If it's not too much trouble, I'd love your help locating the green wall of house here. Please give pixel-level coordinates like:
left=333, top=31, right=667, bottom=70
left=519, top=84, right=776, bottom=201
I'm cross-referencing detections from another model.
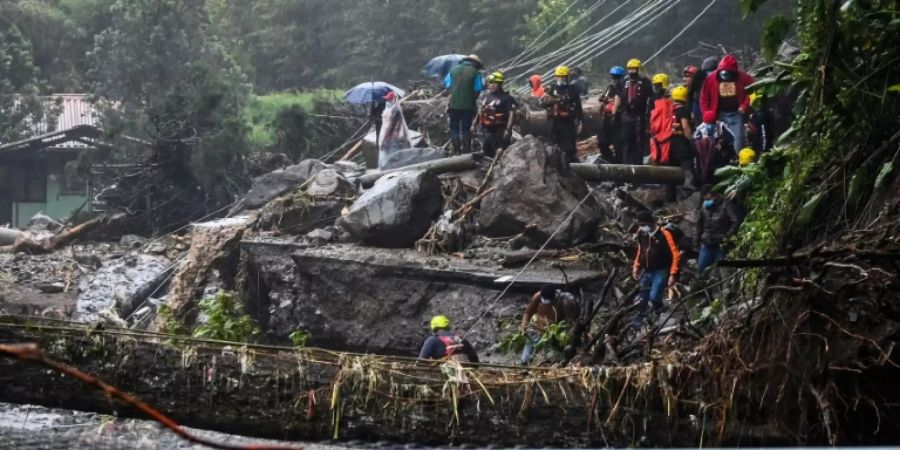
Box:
left=12, top=175, right=88, bottom=228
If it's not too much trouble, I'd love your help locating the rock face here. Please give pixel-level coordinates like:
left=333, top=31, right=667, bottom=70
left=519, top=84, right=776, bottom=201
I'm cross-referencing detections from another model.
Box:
left=340, top=170, right=442, bottom=248
left=477, top=136, right=602, bottom=248
left=241, top=242, right=561, bottom=357
left=243, top=159, right=327, bottom=209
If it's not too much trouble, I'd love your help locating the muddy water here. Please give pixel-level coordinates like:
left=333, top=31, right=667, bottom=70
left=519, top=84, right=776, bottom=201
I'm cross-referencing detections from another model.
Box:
left=0, top=403, right=356, bottom=449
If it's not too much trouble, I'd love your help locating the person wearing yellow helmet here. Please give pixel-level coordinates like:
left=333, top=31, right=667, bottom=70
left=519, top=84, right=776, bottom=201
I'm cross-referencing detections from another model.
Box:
left=651, top=73, right=670, bottom=100
left=419, top=315, right=479, bottom=362
left=620, top=58, right=653, bottom=165
left=747, top=92, right=773, bottom=153
left=670, top=85, right=698, bottom=189
left=542, top=65, right=584, bottom=164
left=471, top=71, right=519, bottom=158
left=738, top=147, right=757, bottom=166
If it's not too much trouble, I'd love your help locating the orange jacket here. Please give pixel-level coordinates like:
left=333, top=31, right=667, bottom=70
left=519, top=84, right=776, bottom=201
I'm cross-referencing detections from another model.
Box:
left=633, top=227, right=681, bottom=276
left=649, top=97, right=674, bottom=164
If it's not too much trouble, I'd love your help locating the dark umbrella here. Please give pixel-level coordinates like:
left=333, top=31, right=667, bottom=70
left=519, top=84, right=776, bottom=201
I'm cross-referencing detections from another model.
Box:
left=422, top=54, right=465, bottom=79
left=343, top=81, right=406, bottom=105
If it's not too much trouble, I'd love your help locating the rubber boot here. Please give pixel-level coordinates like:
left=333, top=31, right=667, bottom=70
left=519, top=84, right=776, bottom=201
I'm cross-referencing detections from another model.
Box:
left=450, top=137, right=461, bottom=155
left=681, top=159, right=698, bottom=190
left=462, top=136, right=472, bottom=154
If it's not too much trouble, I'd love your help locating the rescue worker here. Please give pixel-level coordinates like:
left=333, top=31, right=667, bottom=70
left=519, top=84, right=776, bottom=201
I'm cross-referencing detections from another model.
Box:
left=541, top=66, right=584, bottom=164
left=696, top=189, right=741, bottom=274
left=648, top=73, right=673, bottom=166
left=682, top=65, right=699, bottom=90
left=620, top=58, right=653, bottom=165
left=529, top=74, right=546, bottom=98
left=738, top=147, right=756, bottom=167
left=670, top=85, right=698, bottom=189
left=597, top=66, right=625, bottom=163
left=518, top=285, right=578, bottom=365
left=747, top=92, right=772, bottom=153
left=632, top=210, right=681, bottom=322
left=443, top=54, right=485, bottom=155
left=690, top=57, right=719, bottom=124
left=571, top=66, right=589, bottom=96
left=471, top=72, right=519, bottom=158
left=368, top=95, right=387, bottom=144
left=700, top=54, right=754, bottom=153
left=651, top=73, right=670, bottom=101
left=419, top=315, right=479, bottom=362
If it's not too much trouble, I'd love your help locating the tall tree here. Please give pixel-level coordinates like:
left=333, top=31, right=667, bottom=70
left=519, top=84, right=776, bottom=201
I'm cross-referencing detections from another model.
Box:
left=90, top=0, right=251, bottom=200
left=0, top=24, right=53, bottom=143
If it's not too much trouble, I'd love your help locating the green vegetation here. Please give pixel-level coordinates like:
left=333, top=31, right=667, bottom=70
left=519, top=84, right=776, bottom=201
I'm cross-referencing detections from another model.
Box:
left=498, top=321, right=572, bottom=357
left=289, top=328, right=312, bottom=348
left=243, top=90, right=340, bottom=148
left=192, top=290, right=260, bottom=342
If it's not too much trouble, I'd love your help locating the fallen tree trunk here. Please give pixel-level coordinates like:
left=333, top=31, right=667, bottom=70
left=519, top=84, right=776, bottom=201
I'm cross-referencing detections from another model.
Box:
left=0, top=316, right=794, bottom=447
left=571, top=163, right=685, bottom=185
left=0, top=227, right=24, bottom=246
left=358, top=154, right=477, bottom=188
left=1, top=214, right=126, bottom=254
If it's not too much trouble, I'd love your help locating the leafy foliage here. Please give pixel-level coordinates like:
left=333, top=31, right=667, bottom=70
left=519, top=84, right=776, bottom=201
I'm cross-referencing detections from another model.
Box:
left=289, top=328, right=312, bottom=348
left=0, top=24, right=54, bottom=142
left=498, top=321, right=572, bottom=356
left=193, top=291, right=260, bottom=342
left=760, top=15, right=793, bottom=60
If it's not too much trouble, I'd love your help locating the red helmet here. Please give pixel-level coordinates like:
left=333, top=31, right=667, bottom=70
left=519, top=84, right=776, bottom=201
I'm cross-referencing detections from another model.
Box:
left=683, top=65, right=699, bottom=77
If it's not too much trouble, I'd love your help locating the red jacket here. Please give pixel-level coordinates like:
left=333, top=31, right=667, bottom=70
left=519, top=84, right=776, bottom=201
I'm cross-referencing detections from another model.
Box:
left=699, top=55, right=754, bottom=116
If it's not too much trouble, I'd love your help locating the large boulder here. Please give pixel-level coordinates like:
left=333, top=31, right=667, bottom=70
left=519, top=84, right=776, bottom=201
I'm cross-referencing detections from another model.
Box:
left=339, top=170, right=442, bottom=247
left=243, top=159, right=327, bottom=209
left=477, top=136, right=601, bottom=248
left=306, top=169, right=357, bottom=198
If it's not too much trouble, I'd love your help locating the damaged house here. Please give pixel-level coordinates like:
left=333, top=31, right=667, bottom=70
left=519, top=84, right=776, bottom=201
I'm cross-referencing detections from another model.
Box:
left=0, top=95, right=108, bottom=227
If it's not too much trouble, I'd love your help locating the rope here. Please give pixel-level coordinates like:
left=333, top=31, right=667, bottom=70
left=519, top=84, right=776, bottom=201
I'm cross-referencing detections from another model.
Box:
left=463, top=186, right=598, bottom=339
left=643, top=0, right=719, bottom=64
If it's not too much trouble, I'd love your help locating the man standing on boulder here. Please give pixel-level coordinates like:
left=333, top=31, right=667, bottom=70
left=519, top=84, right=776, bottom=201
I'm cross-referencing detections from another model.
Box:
left=419, top=315, right=479, bottom=362
left=541, top=65, right=583, bottom=164
left=632, top=210, right=680, bottom=322
left=444, top=54, right=485, bottom=155
left=471, top=71, right=518, bottom=158
left=700, top=54, right=754, bottom=154
left=620, top=58, right=653, bottom=165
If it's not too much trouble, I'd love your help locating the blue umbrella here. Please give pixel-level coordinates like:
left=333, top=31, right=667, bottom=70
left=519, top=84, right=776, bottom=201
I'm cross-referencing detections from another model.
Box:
left=423, top=54, right=465, bottom=79
left=343, top=81, right=406, bottom=104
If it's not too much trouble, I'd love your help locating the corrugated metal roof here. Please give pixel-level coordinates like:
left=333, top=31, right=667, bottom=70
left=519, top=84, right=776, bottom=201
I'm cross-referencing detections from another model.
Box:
left=33, top=94, right=100, bottom=148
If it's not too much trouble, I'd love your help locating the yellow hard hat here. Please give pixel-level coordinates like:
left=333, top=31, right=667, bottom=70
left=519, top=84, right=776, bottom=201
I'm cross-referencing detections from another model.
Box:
left=554, top=66, right=570, bottom=77
left=488, top=71, right=505, bottom=83
left=739, top=147, right=757, bottom=166
left=651, top=73, right=670, bottom=89
left=626, top=58, right=642, bottom=70
left=671, top=86, right=689, bottom=102
left=749, top=92, right=762, bottom=109
left=430, top=315, right=450, bottom=331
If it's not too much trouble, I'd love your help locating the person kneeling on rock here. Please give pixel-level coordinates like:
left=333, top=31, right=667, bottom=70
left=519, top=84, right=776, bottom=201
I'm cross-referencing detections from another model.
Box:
left=419, top=315, right=479, bottom=363
left=518, top=285, right=578, bottom=365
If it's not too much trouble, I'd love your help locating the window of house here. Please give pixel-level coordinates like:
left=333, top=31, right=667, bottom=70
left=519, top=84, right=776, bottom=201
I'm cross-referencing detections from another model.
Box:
left=10, top=161, right=47, bottom=203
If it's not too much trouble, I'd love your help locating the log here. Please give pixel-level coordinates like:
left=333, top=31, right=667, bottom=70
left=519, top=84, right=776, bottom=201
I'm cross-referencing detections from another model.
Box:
left=571, top=163, right=685, bottom=185
left=520, top=98, right=605, bottom=138
left=0, top=227, right=24, bottom=246
left=358, top=154, right=477, bottom=188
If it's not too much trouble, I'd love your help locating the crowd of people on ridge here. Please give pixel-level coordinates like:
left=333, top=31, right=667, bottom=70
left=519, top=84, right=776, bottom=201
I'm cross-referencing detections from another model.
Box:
left=417, top=52, right=770, bottom=365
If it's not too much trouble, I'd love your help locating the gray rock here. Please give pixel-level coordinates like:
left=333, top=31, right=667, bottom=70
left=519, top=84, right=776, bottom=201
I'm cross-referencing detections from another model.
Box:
left=306, top=169, right=356, bottom=198
left=119, top=234, right=146, bottom=249
left=339, top=170, right=442, bottom=248
left=477, top=135, right=601, bottom=248
left=306, top=228, right=335, bottom=245
left=37, top=282, right=65, bottom=294
left=26, top=213, right=64, bottom=233
left=243, top=159, right=327, bottom=209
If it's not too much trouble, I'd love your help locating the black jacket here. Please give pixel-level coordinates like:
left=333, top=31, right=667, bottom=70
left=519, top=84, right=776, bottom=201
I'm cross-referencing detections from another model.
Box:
left=696, top=200, right=741, bottom=246
left=633, top=227, right=681, bottom=275
left=544, top=83, right=583, bottom=121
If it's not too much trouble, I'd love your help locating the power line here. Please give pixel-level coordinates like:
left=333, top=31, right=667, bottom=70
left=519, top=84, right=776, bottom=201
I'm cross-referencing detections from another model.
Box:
left=644, top=0, right=718, bottom=64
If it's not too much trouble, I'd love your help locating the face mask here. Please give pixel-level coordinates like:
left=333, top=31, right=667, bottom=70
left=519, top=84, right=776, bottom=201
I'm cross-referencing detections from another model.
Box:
left=639, top=225, right=651, bottom=233
left=556, top=78, right=567, bottom=86
left=540, top=297, right=553, bottom=305
left=628, top=71, right=639, bottom=79
left=703, top=199, right=715, bottom=209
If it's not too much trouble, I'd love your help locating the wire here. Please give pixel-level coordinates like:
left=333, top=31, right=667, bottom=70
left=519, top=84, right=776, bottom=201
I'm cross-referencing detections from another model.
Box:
left=643, top=0, right=718, bottom=64
left=463, top=186, right=598, bottom=339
